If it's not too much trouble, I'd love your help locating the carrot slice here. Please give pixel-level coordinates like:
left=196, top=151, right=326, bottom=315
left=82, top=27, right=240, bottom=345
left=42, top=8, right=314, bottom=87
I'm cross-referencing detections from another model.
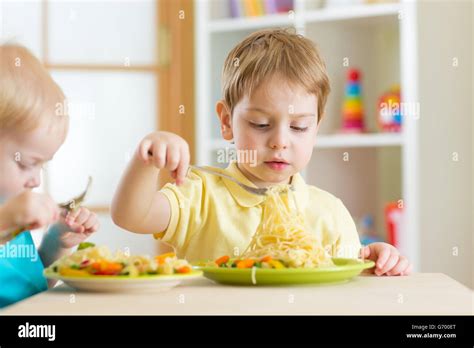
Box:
left=261, top=256, right=272, bottom=262
left=106, top=262, right=123, bottom=273
left=176, top=266, right=191, bottom=274
left=215, top=255, right=230, bottom=266
left=90, top=261, right=123, bottom=275
left=236, top=259, right=255, bottom=269
left=155, top=252, right=176, bottom=265
left=91, top=262, right=102, bottom=271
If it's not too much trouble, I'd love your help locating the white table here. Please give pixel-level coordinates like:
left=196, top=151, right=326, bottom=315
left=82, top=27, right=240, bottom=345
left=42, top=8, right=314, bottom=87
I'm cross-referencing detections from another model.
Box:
left=2, top=273, right=472, bottom=315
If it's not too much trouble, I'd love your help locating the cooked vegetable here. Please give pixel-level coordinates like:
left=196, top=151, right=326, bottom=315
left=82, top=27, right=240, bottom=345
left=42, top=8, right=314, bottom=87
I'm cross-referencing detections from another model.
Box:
left=59, top=268, right=89, bottom=277
left=176, top=266, right=191, bottom=274
left=77, top=242, right=95, bottom=250
left=47, top=246, right=194, bottom=277
left=215, top=255, right=230, bottom=266
left=236, top=259, right=255, bottom=269
left=90, top=260, right=123, bottom=275
left=213, top=255, right=289, bottom=269
left=268, top=260, right=285, bottom=269
left=155, top=252, right=176, bottom=265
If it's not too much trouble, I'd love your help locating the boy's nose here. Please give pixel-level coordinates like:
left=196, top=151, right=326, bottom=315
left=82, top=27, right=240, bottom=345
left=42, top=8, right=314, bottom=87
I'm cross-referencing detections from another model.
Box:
left=25, top=173, right=41, bottom=189
left=269, top=128, right=289, bottom=150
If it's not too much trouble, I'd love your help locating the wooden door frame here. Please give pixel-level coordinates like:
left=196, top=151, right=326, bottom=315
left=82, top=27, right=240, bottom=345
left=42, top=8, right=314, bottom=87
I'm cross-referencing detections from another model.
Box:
left=157, top=0, right=196, bottom=187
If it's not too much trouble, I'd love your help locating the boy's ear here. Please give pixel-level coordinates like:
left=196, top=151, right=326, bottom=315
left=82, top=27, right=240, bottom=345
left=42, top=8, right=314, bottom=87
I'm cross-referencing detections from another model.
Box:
left=216, top=100, right=234, bottom=141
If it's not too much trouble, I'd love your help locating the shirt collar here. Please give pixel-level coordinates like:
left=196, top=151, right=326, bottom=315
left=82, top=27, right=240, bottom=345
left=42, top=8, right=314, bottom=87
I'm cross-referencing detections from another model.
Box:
left=221, top=161, right=309, bottom=208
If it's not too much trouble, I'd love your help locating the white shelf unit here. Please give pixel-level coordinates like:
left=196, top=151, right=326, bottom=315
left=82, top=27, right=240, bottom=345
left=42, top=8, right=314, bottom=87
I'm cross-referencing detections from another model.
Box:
left=195, top=0, right=419, bottom=268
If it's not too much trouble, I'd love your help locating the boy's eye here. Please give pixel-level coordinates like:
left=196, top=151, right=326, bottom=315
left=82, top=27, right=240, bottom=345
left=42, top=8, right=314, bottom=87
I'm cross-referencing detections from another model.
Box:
left=17, top=161, right=43, bottom=171
left=249, top=122, right=269, bottom=129
left=17, top=162, right=31, bottom=170
left=291, top=126, right=309, bottom=132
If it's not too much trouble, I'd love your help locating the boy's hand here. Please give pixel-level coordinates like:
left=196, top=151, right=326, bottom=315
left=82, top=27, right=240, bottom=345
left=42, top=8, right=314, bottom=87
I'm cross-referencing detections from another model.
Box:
left=0, top=190, right=60, bottom=231
left=360, top=242, right=413, bottom=276
left=58, top=207, right=100, bottom=249
left=137, top=131, right=190, bottom=186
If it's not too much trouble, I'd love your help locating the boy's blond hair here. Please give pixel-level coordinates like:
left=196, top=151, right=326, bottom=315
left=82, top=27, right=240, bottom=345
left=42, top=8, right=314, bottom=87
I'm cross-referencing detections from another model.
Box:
left=0, top=44, right=68, bottom=134
left=222, top=28, right=330, bottom=122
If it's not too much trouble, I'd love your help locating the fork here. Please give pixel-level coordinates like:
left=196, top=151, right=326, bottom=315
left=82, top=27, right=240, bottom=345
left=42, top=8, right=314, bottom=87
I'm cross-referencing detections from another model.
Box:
left=145, top=150, right=294, bottom=196
left=0, top=176, right=93, bottom=243
left=190, top=165, right=270, bottom=195
left=189, top=165, right=295, bottom=196
left=58, top=176, right=93, bottom=211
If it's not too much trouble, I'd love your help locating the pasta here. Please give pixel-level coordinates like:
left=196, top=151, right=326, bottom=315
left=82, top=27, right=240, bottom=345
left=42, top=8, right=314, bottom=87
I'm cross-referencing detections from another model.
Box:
left=214, top=185, right=333, bottom=269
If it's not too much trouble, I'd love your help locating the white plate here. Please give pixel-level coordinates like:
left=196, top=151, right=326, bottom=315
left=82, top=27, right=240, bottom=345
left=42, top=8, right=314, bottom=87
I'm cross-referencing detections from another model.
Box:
left=44, top=270, right=203, bottom=292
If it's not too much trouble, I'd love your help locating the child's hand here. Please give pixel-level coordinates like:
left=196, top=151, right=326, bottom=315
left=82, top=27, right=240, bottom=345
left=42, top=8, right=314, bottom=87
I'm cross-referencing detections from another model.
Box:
left=360, top=242, right=413, bottom=276
left=0, top=191, right=60, bottom=230
left=137, top=131, right=190, bottom=185
left=59, top=207, right=100, bottom=249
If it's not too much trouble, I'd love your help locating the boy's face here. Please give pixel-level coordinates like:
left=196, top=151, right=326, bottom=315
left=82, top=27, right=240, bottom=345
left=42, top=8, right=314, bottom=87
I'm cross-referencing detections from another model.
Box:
left=217, top=74, right=319, bottom=187
left=0, top=125, right=66, bottom=200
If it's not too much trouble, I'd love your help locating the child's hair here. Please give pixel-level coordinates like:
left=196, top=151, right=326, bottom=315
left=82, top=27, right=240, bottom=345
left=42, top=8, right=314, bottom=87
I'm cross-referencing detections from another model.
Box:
left=0, top=44, right=68, bottom=135
left=222, top=28, right=330, bottom=123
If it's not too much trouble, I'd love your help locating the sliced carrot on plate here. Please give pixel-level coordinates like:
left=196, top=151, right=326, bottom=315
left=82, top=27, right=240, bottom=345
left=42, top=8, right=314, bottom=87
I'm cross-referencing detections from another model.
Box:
left=155, top=252, right=176, bottom=265
left=215, top=255, right=230, bottom=266
left=176, top=266, right=191, bottom=273
left=236, top=259, right=255, bottom=268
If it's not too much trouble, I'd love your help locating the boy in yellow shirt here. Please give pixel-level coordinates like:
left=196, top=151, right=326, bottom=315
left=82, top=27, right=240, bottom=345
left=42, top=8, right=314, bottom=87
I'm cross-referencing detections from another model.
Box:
left=112, top=29, right=412, bottom=276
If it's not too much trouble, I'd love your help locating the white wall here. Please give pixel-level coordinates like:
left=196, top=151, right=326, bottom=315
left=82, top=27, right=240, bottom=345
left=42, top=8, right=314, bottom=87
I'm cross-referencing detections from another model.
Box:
left=418, top=0, right=473, bottom=288
left=0, top=0, right=159, bottom=256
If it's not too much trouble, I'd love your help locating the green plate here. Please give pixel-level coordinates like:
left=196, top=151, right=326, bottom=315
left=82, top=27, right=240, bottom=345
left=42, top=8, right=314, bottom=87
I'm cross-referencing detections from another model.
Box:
left=195, top=258, right=374, bottom=286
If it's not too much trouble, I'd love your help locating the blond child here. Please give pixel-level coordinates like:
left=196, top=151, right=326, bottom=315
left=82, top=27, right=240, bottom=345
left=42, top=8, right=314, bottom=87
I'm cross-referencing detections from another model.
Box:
left=112, top=29, right=412, bottom=276
left=0, top=45, right=99, bottom=307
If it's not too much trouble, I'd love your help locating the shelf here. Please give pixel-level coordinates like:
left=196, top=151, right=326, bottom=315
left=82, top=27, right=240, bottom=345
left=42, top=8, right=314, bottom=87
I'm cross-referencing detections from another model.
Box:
left=304, top=3, right=400, bottom=24
left=207, top=3, right=400, bottom=33
left=208, top=13, right=294, bottom=33
left=197, top=0, right=419, bottom=267
left=208, top=133, right=404, bottom=151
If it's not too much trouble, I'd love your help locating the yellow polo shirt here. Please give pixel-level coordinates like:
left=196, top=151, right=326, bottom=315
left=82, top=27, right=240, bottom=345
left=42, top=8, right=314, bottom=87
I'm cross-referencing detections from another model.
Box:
left=154, top=161, right=361, bottom=262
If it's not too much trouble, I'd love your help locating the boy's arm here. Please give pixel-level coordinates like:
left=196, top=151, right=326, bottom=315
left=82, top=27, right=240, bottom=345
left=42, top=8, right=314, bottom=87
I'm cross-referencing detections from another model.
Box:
left=111, top=131, right=189, bottom=235
left=40, top=208, right=100, bottom=287
left=39, top=223, right=86, bottom=288
left=111, top=153, right=171, bottom=234
left=38, top=224, right=71, bottom=287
